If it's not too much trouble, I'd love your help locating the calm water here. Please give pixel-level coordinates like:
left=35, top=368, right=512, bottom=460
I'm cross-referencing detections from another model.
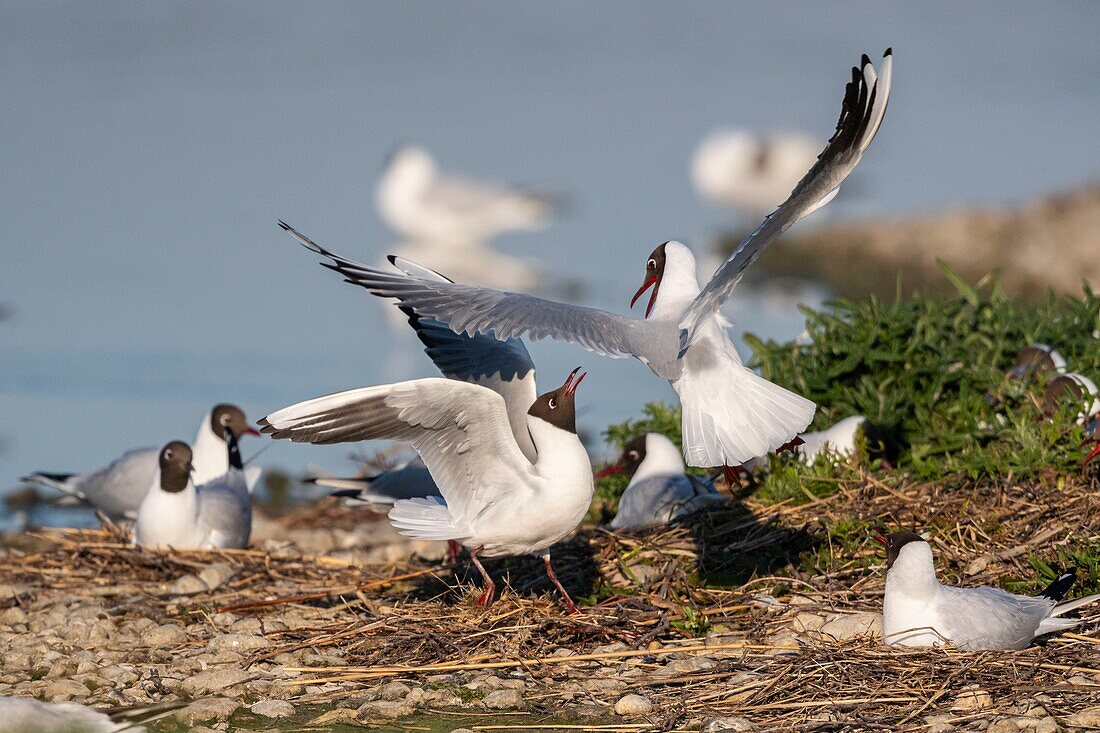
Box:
left=2, top=3, right=1098, bottom=526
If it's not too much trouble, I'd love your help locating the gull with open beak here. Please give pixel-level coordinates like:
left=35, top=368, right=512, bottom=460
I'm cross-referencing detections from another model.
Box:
left=261, top=368, right=593, bottom=613
left=275, top=50, right=892, bottom=474
left=876, top=529, right=1100, bottom=650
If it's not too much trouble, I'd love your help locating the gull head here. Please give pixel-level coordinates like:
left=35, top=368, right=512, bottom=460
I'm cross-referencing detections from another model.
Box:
left=158, top=441, right=194, bottom=494
left=596, top=434, right=647, bottom=478
left=630, top=243, right=667, bottom=319
left=527, top=367, right=586, bottom=434
left=873, top=528, right=926, bottom=570
left=211, top=404, right=261, bottom=441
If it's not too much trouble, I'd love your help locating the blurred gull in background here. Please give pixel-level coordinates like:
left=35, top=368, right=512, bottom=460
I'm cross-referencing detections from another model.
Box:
left=693, top=130, right=820, bottom=216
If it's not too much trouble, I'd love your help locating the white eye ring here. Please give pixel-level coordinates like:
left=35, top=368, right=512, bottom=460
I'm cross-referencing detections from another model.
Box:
left=628, top=450, right=639, bottom=460
left=648, top=258, right=656, bottom=268
left=164, top=449, right=173, bottom=459
left=548, top=398, right=558, bottom=409
left=220, top=414, right=232, bottom=426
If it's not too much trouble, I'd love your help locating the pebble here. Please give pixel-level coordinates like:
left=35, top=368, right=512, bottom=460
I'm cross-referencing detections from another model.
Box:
left=358, top=699, right=414, bottom=720
left=655, top=655, right=717, bottom=676
left=176, top=697, right=241, bottom=725
left=924, top=714, right=956, bottom=733
left=170, top=573, right=208, bottom=596
left=144, top=623, right=188, bottom=647
left=181, top=667, right=252, bottom=696
left=614, top=694, right=653, bottom=716
left=988, top=720, right=1021, bottom=733
left=378, top=680, right=412, bottom=701
left=952, top=686, right=993, bottom=711
left=44, top=679, right=89, bottom=701
left=1033, top=717, right=1060, bottom=733
left=701, top=716, right=757, bottom=732
left=198, top=562, right=237, bottom=590
left=250, top=699, right=295, bottom=718
left=482, top=688, right=524, bottom=709
left=1063, top=707, right=1100, bottom=728
left=206, top=633, right=271, bottom=653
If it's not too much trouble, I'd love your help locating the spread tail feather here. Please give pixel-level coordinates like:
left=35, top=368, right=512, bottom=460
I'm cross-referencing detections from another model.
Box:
left=388, top=496, right=469, bottom=541
left=22, top=472, right=83, bottom=499
left=678, top=365, right=815, bottom=467
left=1051, top=592, right=1100, bottom=617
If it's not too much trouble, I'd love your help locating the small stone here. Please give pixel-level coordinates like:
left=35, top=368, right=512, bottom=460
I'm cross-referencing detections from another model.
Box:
left=145, top=623, right=188, bottom=647
left=181, top=667, right=251, bottom=695
left=614, top=694, right=653, bottom=716
left=207, top=633, right=271, bottom=653
left=818, top=612, right=882, bottom=640
left=1033, top=717, right=1060, bottom=733
left=584, top=678, right=627, bottom=694
left=44, top=679, right=89, bottom=701
left=1063, top=707, right=1100, bottom=728
left=790, top=612, right=826, bottom=633
left=965, top=556, right=991, bottom=575
left=924, top=714, right=956, bottom=733
left=170, top=573, right=208, bottom=595
left=250, top=700, right=295, bottom=718
left=378, top=680, right=412, bottom=701
left=175, top=697, right=241, bottom=725
left=482, top=689, right=524, bottom=709
left=988, top=720, right=1021, bottom=733
left=702, top=717, right=757, bottom=732
left=308, top=708, right=360, bottom=726
left=655, top=655, right=717, bottom=676
left=198, top=562, right=237, bottom=590
left=953, top=686, right=993, bottom=712
left=0, top=607, right=27, bottom=625
left=357, top=699, right=414, bottom=720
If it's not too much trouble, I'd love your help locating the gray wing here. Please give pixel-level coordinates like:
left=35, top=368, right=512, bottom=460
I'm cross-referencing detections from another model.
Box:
left=389, top=258, right=539, bottom=461
left=323, top=463, right=442, bottom=505
left=278, top=221, right=667, bottom=360
left=610, top=474, right=698, bottom=531
left=938, top=585, right=1053, bottom=650
left=679, top=50, right=893, bottom=353
left=197, top=470, right=252, bottom=548
left=75, top=447, right=158, bottom=519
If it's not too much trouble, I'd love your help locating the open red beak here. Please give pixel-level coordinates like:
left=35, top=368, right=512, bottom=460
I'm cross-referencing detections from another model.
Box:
left=563, top=367, right=586, bottom=397
left=872, top=526, right=888, bottom=546
left=596, top=463, right=624, bottom=478
left=1084, top=442, right=1100, bottom=467
left=630, top=276, right=658, bottom=319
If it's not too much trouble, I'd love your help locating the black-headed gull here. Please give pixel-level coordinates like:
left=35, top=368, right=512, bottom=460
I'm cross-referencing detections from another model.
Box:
left=1, top=696, right=184, bottom=733
left=794, top=415, right=884, bottom=464
left=1042, top=373, right=1100, bottom=464
left=22, top=404, right=259, bottom=520
left=134, top=429, right=252, bottom=550
left=876, top=529, right=1100, bottom=650
left=277, top=50, right=892, bottom=472
left=693, top=130, right=820, bottom=215
left=1009, top=343, right=1067, bottom=380
left=597, top=433, right=722, bottom=530
left=376, top=145, right=556, bottom=247
left=262, top=368, right=593, bottom=613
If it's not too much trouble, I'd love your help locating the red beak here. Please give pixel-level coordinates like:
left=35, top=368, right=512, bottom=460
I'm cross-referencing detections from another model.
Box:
left=872, top=526, right=888, bottom=546
left=596, top=463, right=624, bottom=478
left=1084, top=442, right=1100, bottom=467
left=245, top=427, right=261, bottom=437
left=630, top=275, right=658, bottom=319
left=563, top=367, right=586, bottom=397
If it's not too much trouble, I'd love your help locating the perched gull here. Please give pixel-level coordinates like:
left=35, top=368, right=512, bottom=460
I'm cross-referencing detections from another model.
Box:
left=22, top=404, right=259, bottom=520
left=1009, top=343, right=1067, bottom=380
left=876, top=529, right=1100, bottom=650
left=134, top=430, right=252, bottom=550
left=1, top=696, right=184, bottom=733
left=598, top=433, right=723, bottom=530
left=376, top=145, right=556, bottom=246
left=794, top=415, right=884, bottom=464
left=262, top=368, right=594, bottom=613
left=278, top=49, right=893, bottom=473
left=693, top=130, right=821, bottom=215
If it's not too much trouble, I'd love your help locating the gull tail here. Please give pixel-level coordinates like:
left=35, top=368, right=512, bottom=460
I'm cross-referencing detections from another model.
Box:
left=21, top=472, right=84, bottom=501
left=388, top=497, right=468, bottom=541
left=677, top=364, right=815, bottom=468
left=1051, top=592, right=1100, bottom=617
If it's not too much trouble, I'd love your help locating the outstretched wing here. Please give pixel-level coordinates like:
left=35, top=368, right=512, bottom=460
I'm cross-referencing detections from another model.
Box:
left=679, top=49, right=893, bottom=354
left=278, top=221, right=668, bottom=360
left=260, top=378, right=533, bottom=530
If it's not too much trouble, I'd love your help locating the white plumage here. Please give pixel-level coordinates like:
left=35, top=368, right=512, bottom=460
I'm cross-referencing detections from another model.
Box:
left=278, top=50, right=892, bottom=469
left=0, top=696, right=181, bottom=733
left=693, top=130, right=820, bottom=214
left=879, top=531, right=1100, bottom=650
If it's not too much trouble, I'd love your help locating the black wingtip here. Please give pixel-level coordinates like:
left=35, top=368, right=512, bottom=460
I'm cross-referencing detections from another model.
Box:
left=861, top=53, right=871, bottom=68
left=884, top=47, right=893, bottom=57
left=1037, top=567, right=1078, bottom=602
left=277, top=219, right=291, bottom=231
left=387, top=255, right=399, bottom=266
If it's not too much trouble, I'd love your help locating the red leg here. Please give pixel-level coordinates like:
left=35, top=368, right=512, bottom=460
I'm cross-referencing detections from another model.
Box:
left=721, top=464, right=745, bottom=487
left=445, top=540, right=462, bottom=564
left=469, top=546, right=495, bottom=607
left=542, top=552, right=579, bottom=615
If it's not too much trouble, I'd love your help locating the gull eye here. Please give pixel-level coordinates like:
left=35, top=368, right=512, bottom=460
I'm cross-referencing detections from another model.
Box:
left=647, top=258, right=656, bottom=269
left=164, top=449, right=173, bottom=459
left=548, top=398, right=558, bottom=410
left=628, top=450, right=639, bottom=460
left=220, top=413, right=232, bottom=426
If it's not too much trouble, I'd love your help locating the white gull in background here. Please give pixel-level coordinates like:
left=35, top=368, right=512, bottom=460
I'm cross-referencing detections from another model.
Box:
left=876, top=529, right=1100, bottom=650
left=693, top=130, right=820, bottom=215
left=279, top=49, right=893, bottom=473
left=134, top=431, right=252, bottom=550
left=598, top=433, right=723, bottom=531
left=262, top=368, right=593, bottom=613
left=21, top=404, right=260, bottom=520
